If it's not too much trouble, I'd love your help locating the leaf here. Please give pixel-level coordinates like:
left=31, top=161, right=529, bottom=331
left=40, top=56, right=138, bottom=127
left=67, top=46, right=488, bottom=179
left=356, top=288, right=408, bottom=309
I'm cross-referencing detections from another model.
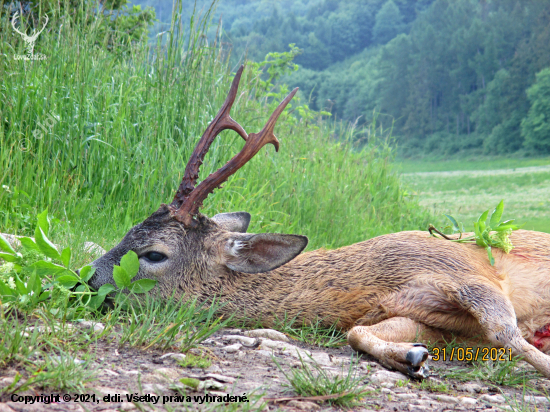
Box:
left=37, top=209, right=50, bottom=237
left=113, top=265, right=131, bottom=288
left=128, top=279, right=157, bottom=294
left=180, top=378, right=200, bottom=389
left=35, top=226, right=60, bottom=261
left=477, top=209, right=489, bottom=233
left=56, top=274, right=80, bottom=289
left=29, top=260, right=68, bottom=276
left=19, top=237, right=40, bottom=252
left=79, top=266, right=95, bottom=283
left=444, top=214, right=460, bottom=233
left=486, top=246, right=495, bottom=266
left=61, top=247, right=71, bottom=268
left=0, top=253, right=21, bottom=263
left=14, top=275, right=27, bottom=294
left=120, top=250, right=140, bottom=278
left=0, top=234, right=17, bottom=255
left=494, top=224, right=519, bottom=232
left=489, top=200, right=504, bottom=228
left=473, top=223, right=487, bottom=247
left=38, top=291, right=51, bottom=302
left=0, top=280, right=16, bottom=297
left=88, top=284, right=115, bottom=310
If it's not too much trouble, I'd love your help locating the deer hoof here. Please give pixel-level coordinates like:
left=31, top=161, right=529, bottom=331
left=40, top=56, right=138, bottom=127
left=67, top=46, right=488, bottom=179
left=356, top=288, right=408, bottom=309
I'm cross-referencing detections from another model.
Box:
left=405, top=344, right=430, bottom=379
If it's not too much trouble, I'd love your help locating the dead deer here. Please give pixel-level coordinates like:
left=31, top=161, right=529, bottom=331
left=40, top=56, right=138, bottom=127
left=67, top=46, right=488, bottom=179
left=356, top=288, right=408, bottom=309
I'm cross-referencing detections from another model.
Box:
left=89, top=66, right=550, bottom=380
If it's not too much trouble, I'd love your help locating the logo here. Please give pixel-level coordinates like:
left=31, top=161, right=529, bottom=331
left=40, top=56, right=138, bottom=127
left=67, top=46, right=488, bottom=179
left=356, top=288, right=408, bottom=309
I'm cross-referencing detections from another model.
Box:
left=11, top=11, right=48, bottom=60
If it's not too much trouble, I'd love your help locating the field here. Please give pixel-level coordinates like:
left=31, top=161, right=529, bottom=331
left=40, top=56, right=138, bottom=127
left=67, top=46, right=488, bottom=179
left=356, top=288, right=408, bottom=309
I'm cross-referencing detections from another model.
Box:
left=399, top=158, right=550, bottom=234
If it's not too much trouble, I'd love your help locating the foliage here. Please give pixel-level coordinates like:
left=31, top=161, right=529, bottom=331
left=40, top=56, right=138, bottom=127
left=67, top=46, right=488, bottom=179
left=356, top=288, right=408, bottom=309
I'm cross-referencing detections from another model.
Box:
left=522, top=68, right=550, bottom=153
left=429, top=200, right=519, bottom=265
left=0, top=211, right=157, bottom=314
left=135, top=0, right=550, bottom=155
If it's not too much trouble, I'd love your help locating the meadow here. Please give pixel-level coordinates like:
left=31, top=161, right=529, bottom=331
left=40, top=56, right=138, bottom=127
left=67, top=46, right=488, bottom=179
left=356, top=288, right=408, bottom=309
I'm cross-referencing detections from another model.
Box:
left=400, top=158, right=550, bottom=234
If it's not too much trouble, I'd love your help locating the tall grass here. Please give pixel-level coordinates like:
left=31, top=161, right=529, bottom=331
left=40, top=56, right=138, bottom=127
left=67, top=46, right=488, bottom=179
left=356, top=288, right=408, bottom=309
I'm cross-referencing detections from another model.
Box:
left=0, top=0, right=428, bottom=259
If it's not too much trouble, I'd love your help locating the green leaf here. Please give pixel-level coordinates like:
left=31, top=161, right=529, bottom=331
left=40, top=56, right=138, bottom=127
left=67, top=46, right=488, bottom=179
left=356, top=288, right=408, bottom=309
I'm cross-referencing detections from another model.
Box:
left=128, top=279, right=157, bottom=294
left=14, top=275, right=27, bottom=294
left=444, top=214, right=461, bottom=233
left=180, top=378, right=200, bottom=389
left=88, top=283, right=115, bottom=310
left=489, top=200, right=504, bottom=228
left=19, top=237, right=40, bottom=252
left=97, top=283, right=116, bottom=297
left=0, top=234, right=17, bottom=255
left=35, top=226, right=60, bottom=261
left=0, top=253, right=21, bottom=263
left=120, top=250, right=140, bottom=278
left=0, top=280, right=16, bottom=297
left=38, top=291, right=51, bottom=302
left=486, top=246, right=495, bottom=266
left=113, top=265, right=131, bottom=288
left=61, top=247, right=71, bottom=268
left=37, top=209, right=50, bottom=236
left=473, top=222, right=487, bottom=247
left=79, top=266, right=95, bottom=283
left=477, top=209, right=489, bottom=233
left=29, top=260, right=68, bottom=275
left=496, top=219, right=515, bottom=228
left=493, top=224, right=519, bottom=232
left=56, top=274, right=80, bottom=289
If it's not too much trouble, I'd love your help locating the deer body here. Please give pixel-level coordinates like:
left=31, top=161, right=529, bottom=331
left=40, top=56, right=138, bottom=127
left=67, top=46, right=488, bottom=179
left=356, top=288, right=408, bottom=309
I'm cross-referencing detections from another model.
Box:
left=89, top=67, right=550, bottom=379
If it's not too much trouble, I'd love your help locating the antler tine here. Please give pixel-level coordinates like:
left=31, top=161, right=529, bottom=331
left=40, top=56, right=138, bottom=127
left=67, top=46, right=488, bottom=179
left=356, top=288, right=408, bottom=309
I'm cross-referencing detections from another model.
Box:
left=171, top=65, right=249, bottom=207
left=11, top=12, right=25, bottom=37
left=175, top=87, right=299, bottom=226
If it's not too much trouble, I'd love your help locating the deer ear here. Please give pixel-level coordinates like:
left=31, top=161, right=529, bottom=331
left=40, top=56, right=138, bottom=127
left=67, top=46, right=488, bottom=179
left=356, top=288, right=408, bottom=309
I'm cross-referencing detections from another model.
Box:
left=223, top=233, right=308, bottom=273
left=212, top=212, right=251, bottom=233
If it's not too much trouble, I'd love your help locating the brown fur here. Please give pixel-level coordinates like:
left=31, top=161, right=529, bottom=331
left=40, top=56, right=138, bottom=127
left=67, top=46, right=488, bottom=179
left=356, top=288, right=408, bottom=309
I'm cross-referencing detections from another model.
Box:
left=89, top=205, right=550, bottom=378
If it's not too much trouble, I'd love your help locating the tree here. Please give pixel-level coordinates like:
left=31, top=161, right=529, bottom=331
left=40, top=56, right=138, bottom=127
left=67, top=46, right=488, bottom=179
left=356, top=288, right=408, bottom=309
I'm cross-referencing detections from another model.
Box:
left=373, top=0, right=405, bottom=44
left=522, top=68, right=550, bottom=153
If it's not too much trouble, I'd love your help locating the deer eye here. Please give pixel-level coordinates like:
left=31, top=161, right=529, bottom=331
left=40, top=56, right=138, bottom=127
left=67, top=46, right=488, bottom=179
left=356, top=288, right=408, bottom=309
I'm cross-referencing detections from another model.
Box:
left=142, top=251, right=167, bottom=262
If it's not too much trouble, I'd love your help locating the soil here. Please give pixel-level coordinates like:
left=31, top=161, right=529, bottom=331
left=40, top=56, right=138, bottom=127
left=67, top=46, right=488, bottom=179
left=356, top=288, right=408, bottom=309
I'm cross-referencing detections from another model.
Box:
left=1, top=325, right=549, bottom=412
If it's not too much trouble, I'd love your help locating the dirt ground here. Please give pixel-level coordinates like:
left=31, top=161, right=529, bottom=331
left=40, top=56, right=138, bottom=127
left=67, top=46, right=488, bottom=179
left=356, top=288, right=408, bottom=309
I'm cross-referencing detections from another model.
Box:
left=1, top=325, right=549, bottom=412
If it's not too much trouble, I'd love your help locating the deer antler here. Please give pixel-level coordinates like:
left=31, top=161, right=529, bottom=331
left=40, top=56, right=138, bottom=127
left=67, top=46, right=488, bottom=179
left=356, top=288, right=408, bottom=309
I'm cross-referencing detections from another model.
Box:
left=171, top=66, right=298, bottom=226
left=11, top=12, right=26, bottom=38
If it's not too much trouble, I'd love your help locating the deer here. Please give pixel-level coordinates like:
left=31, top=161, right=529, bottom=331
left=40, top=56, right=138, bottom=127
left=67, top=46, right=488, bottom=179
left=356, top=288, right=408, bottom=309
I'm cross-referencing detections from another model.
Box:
left=88, top=66, right=550, bottom=380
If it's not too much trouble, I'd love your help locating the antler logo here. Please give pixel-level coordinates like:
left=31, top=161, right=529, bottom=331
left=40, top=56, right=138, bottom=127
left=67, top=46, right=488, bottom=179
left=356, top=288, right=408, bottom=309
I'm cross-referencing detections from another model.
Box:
left=11, top=11, right=48, bottom=60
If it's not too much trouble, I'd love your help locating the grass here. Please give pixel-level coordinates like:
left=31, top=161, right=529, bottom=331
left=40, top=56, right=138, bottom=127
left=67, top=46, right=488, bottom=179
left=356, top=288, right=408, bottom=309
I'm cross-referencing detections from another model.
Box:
left=275, top=355, right=370, bottom=407
left=441, top=358, right=541, bottom=387
left=178, top=352, right=212, bottom=369
left=399, top=158, right=550, bottom=233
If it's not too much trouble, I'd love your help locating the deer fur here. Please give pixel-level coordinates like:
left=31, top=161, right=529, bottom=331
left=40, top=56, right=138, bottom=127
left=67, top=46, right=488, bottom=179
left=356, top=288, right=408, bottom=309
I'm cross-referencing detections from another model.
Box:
left=89, top=204, right=550, bottom=379
left=88, top=67, right=550, bottom=379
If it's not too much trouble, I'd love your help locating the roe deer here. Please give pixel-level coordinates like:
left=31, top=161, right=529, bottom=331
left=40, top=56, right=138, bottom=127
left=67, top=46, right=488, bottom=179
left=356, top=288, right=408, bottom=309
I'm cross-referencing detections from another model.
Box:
left=89, top=66, right=550, bottom=379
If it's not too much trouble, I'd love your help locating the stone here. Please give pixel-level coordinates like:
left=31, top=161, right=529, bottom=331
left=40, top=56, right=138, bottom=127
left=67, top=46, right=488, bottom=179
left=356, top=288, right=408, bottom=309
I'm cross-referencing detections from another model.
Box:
left=0, top=404, right=16, bottom=412
left=394, top=393, right=418, bottom=400
left=93, top=387, right=130, bottom=396
left=287, top=400, right=321, bottom=410
left=141, top=383, right=169, bottom=394
left=153, top=367, right=180, bottom=380
left=456, top=383, right=483, bottom=393
left=159, top=353, right=186, bottom=361
left=245, top=329, right=290, bottom=342
left=83, top=241, right=106, bottom=256
left=310, top=351, right=332, bottom=366
left=479, top=394, right=505, bottom=404
left=205, top=364, right=223, bottom=373
left=198, top=379, right=225, bottom=391
left=77, top=320, right=105, bottom=333
left=460, top=397, right=477, bottom=406
left=434, top=394, right=459, bottom=404
left=222, top=335, right=257, bottom=346
left=119, top=402, right=136, bottom=410
left=224, top=343, right=242, bottom=353
left=368, top=370, right=408, bottom=386
left=258, top=339, right=311, bottom=360
left=205, top=373, right=236, bottom=383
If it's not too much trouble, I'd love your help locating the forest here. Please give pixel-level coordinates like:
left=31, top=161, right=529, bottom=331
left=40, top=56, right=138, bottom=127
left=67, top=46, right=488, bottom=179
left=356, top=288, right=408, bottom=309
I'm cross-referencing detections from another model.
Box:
left=137, top=0, right=550, bottom=156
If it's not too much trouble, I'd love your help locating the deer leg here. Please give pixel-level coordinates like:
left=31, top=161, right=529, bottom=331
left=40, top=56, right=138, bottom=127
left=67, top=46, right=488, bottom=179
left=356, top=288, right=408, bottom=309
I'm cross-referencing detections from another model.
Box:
left=347, top=317, right=443, bottom=379
left=457, top=284, right=550, bottom=378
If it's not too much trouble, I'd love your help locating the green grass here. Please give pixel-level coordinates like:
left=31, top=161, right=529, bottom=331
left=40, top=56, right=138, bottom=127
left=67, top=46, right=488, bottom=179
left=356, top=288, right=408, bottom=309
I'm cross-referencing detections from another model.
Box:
left=275, top=355, right=370, bottom=407
left=399, top=159, right=550, bottom=233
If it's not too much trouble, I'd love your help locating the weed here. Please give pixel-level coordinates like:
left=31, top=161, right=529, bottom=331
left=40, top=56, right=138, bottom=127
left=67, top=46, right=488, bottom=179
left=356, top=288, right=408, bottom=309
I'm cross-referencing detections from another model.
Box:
left=442, top=358, right=541, bottom=386
left=275, top=354, right=370, bottom=407
left=178, top=353, right=212, bottom=369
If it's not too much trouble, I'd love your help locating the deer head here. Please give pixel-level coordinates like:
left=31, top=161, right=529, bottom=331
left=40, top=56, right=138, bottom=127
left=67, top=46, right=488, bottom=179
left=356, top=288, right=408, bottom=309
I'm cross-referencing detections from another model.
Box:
left=11, top=12, right=49, bottom=56
left=88, top=66, right=308, bottom=299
